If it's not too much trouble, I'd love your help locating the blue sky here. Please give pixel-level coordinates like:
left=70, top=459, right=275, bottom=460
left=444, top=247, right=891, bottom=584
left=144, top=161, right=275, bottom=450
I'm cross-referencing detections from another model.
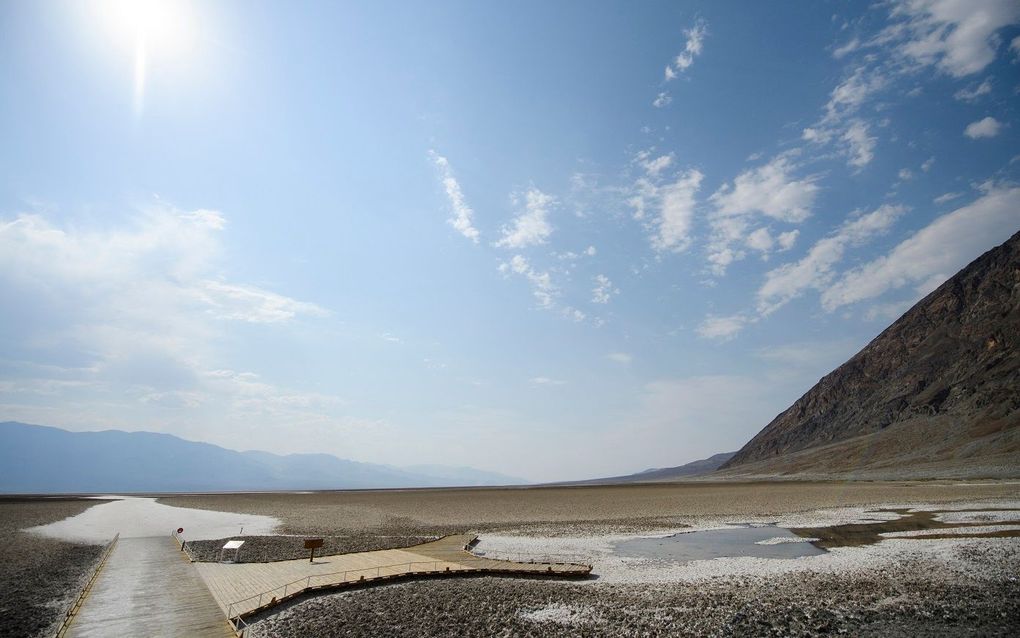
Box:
left=1, top=0, right=1019, bottom=482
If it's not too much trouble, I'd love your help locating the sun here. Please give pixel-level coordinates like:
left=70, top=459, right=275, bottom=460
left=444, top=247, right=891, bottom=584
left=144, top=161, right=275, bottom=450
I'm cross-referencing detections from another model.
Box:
left=101, top=0, right=194, bottom=52
left=95, top=0, right=197, bottom=116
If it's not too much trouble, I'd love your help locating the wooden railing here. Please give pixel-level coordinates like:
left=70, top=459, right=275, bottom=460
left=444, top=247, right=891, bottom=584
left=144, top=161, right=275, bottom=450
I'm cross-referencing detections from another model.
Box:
left=54, top=533, right=120, bottom=638
left=225, top=559, right=456, bottom=624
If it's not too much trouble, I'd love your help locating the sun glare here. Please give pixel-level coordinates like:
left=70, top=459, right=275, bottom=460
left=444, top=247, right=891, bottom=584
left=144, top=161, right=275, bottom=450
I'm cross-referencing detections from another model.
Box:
left=95, top=0, right=197, bottom=117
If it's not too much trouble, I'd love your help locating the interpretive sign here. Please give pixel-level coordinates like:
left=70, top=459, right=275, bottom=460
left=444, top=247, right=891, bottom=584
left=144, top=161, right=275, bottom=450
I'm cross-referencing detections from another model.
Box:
left=220, top=539, right=245, bottom=563
left=304, top=538, right=324, bottom=562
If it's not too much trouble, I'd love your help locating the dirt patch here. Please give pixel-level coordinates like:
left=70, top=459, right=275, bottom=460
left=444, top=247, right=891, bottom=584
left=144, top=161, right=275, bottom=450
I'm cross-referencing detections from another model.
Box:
left=0, top=497, right=109, bottom=638
left=792, top=508, right=1020, bottom=548
left=184, top=534, right=436, bottom=563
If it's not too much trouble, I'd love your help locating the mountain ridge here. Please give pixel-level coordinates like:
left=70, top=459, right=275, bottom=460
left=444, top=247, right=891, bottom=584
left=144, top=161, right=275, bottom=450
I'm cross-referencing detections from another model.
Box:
left=0, top=421, right=527, bottom=492
left=720, top=229, right=1020, bottom=478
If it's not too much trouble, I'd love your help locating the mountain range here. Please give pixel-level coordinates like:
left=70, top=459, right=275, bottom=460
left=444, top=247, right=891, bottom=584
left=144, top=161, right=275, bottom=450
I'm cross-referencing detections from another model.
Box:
left=0, top=421, right=526, bottom=493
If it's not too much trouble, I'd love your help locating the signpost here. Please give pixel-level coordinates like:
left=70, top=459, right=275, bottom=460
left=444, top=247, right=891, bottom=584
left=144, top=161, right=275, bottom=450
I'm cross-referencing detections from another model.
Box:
left=304, top=538, right=324, bottom=562
left=220, top=539, right=245, bottom=563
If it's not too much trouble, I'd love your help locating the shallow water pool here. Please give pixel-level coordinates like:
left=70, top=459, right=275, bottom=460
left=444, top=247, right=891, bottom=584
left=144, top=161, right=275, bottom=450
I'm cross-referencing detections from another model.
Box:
left=613, top=525, right=826, bottom=561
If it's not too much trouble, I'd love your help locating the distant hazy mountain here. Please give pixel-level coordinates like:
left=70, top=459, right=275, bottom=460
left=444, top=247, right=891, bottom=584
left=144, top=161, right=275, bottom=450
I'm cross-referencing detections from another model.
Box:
left=721, top=230, right=1020, bottom=479
left=564, top=452, right=737, bottom=485
left=0, top=421, right=527, bottom=493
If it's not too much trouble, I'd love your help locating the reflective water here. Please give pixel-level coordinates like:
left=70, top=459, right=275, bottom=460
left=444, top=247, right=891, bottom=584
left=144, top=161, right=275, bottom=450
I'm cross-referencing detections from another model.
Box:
left=614, top=525, right=826, bottom=561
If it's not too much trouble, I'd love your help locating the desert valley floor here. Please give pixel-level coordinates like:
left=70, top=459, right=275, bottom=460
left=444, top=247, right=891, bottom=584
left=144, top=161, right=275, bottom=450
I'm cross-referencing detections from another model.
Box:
left=3, top=480, right=1020, bottom=637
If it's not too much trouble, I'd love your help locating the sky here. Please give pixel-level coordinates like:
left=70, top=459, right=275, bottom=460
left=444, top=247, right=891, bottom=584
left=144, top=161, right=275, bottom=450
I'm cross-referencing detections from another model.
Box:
left=1, top=0, right=1019, bottom=483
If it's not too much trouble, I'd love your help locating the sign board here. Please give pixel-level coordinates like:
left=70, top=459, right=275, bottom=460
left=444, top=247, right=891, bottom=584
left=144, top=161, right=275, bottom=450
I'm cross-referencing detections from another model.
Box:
left=177, top=527, right=184, bottom=534
left=219, top=539, right=245, bottom=563
left=304, top=538, right=324, bottom=562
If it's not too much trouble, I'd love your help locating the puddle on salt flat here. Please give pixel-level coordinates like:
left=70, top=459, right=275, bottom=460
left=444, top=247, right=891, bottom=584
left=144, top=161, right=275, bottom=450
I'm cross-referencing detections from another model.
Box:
left=614, top=525, right=827, bottom=561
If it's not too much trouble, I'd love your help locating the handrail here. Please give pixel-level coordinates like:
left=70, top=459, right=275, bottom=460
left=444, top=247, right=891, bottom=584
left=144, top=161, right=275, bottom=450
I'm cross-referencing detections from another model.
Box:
left=54, top=532, right=120, bottom=638
left=170, top=528, right=198, bottom=561
left=225, top=559, right=451, bottom=621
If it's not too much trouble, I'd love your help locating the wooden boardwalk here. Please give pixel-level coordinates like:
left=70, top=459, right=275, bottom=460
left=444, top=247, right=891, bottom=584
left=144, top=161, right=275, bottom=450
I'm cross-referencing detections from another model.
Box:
left=194, top=534, right=591, bottom=622
left=67, top=537, right=235, bottom=638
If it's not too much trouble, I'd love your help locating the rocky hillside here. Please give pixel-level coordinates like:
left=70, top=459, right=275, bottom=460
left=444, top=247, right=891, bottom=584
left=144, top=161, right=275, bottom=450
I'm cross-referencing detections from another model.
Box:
left=721, top=230, right=1020, bottom=477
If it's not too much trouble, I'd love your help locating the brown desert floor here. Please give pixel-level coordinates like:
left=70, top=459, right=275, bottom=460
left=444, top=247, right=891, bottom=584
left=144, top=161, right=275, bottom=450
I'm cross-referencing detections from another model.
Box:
left=159, top=480, right=1020, bottom=537
left=0, top=497, right=108, bottom=638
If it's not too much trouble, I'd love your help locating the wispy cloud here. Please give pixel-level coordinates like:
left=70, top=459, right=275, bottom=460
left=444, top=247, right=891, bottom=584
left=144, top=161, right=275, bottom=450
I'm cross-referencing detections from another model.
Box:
left=821, top=184, right=1020, bottom=311
left=530, top=376, right=566, bottom=386
left=696, top=313, right=749, bottom=340
left=429, top=150, right=480, bottom=243
left=757, top=204, right=907, bottom=315
left=889, top=0, right=1020, bottom=77
left=495, top=188, right=555, bottom=249
left=591, top=274, right=619, bottom=304
left=954, top=78, right=992, bottom=102
left=665, top=21, right=707, bottom=80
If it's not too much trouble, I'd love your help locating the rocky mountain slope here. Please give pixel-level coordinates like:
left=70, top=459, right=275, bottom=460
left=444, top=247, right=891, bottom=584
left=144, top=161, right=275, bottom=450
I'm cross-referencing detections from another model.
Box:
left=565, top=452, right=736, bottom=485
left=721, top=230, right=1020, bottom=478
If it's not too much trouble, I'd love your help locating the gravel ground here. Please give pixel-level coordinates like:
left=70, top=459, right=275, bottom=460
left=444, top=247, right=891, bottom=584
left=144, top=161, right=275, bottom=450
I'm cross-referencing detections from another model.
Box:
left=184, top=534, right=436, bottom=563
left=159, top=481, right=1020, bottom=537
left=0, top=497, right=108, bottom=638
left=247, top=539, right=1020, bottom=637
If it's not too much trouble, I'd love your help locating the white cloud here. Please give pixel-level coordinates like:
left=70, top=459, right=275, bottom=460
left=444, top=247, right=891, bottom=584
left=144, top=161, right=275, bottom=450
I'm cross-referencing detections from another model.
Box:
left=821, top=184, right=1020, bottom=310
left=495, top=188, right=555, bottom=249
left=591, top=274, right=619, bottom=304
left=666, top=21, right=707, bottom=79
left=640, top=153, right=674, bottom=177
left=745, top=227, right=774, bottom=253
left=921, top=157, right=935, bottom=172
left=664, top=65, right=677, bottom=81
left=898, top=168, right=914, bottom=181
left=696, top=313, right=749, bottom=340
left=607, top=352, right=632, bottom=365
left=198, top=281, right=328, bottom=323
left=757, top=204, right=907, bottom=315
left=0, top=205, right=346, bottom=447
left=530, top=376, right=566, bottom=386
left=652, top=92, right=672, bottom=108
left=954, top=78, right=992, bottom=102
left=650, top=169, right=703, bottom=253
left=706, top=157, right=819, bottom=274
left=833, top=37, right=861, bottom=59
left=1012, top=35, right=1020, bottom=60
left=499, top=254, right=557, bottom=308
left=585, top=245, right=597, bottom=256
left=429, top=150, right=480, bottom=243
left=934, top=191, right=963, bottom=204
left=891, top=0, right=1020, bottom=77
left=964, top=116, right=1002, bottom=139
left=777, top=230, right=799, bottom=251
left=842, top=119, right=877, bottom=168
left=711, top=157, right=819, bottom=223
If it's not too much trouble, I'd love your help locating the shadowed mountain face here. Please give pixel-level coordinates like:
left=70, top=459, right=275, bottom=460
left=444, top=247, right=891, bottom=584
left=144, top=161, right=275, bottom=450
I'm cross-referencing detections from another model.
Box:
left=722, top=230, right=1020, bottom=478
left=0, top=422, right=526, bottom=492
left=567, top=452, right=736, bottom=485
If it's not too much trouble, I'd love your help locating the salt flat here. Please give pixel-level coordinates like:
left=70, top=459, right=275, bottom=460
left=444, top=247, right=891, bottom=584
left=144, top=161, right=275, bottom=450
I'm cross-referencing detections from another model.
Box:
left=25, top=495, right=279, bottom=543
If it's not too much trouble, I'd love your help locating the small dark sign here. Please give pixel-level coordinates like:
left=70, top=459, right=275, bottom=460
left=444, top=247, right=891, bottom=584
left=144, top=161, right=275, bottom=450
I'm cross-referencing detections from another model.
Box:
left=304, top=538, right=324, bottom=562
left=177, top=527, right=184, bottom=534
